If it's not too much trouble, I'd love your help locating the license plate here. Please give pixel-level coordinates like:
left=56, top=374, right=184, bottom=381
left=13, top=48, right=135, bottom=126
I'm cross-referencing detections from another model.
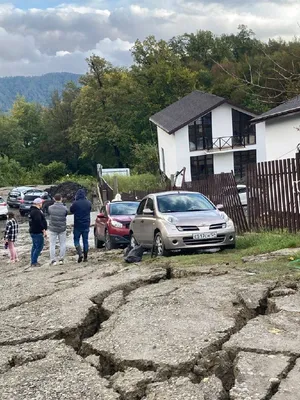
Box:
left=193, top=232, right=217, bottom=240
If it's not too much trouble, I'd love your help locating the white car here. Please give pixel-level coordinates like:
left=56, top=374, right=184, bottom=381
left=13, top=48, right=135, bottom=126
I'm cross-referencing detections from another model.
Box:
left=237, top=185, right=247, bottom=206
left=0, top=196, right=8, bottom=219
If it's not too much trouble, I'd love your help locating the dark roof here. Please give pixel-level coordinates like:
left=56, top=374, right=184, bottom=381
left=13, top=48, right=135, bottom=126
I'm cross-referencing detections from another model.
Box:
left=149, top=91, right=226, bottom=134
left=252, top=96, right=300, bottom=124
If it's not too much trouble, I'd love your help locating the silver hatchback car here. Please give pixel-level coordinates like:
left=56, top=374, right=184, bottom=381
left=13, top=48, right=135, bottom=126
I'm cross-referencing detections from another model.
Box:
left=130, top=191, right=236, bottom=256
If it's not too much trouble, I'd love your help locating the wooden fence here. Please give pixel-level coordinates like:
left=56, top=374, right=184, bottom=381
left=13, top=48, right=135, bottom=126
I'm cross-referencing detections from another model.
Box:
left=247, top=155, right=300, bottom=232
left=121, top=172, right=248, bottom=234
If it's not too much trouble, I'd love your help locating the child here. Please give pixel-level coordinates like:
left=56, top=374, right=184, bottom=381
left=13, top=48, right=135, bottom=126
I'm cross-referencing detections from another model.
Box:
left=4, top=212, right=19, bottom=263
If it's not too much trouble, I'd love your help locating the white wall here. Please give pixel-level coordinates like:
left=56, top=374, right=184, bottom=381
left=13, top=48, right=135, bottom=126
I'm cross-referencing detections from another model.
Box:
left=157, top=127, right=176, bottom=178
left=175, top=126, right=191, bottom=181
left=211, top=103, right=233, bottom=139
left=256, top=122, right=266, bottom=162
left=265, top=114, right=300, bottom=161
left=213, top=152, right=234, bottom=174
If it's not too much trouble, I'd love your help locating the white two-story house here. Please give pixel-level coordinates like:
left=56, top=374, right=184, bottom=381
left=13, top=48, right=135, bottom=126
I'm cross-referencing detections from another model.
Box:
left=150, top=90, right=257, bottom=182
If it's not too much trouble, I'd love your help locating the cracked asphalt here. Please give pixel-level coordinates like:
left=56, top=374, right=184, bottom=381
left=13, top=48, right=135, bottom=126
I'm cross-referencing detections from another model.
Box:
left=1, top=219, right=300, bottom=399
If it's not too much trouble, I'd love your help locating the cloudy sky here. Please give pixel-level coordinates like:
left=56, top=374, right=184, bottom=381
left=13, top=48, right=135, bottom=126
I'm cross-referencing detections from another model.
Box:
left=0, top=0, right=299, bottom=76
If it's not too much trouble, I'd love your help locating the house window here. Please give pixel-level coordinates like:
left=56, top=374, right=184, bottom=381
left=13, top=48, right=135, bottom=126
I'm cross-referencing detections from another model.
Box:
left=190, top=155, right=214, bottom=181
left=232, top=109, right=256, bottom=145
left=234, top=150, right=256, bottom=180
left=189, top=112, right=212, bottom=151
left=161, top=148, right=166, bottom=173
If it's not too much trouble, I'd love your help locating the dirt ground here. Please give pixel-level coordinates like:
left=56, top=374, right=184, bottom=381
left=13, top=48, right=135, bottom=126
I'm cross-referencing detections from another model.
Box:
left=1, top=209, right=300, bottom=399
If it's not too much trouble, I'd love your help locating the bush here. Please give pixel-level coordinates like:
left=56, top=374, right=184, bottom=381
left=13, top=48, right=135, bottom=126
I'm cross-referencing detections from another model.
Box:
left=0, top=156, right=28, bottom=186
left=40, top=161, right=67, bottom=184
left=105, top=173, right=165, bottom=193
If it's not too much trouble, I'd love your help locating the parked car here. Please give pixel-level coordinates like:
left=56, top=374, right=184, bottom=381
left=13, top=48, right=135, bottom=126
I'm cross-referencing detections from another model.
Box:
left=19, top=190, right=54, bottom=216
left=129, top=191, right=236, bottom=256
left=94, top=201, right=140, bottom=250
left=237, top=184, right=247, bottom=206
left=7, top=186, right=35, bottom=208
left=0, top=196, right=8, bottom=219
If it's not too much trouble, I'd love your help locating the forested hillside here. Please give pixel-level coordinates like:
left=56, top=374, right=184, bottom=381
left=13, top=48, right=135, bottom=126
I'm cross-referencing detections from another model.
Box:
left=0, top=72, right=81, bottom=111
left=1, top=25, right=300, bottom=186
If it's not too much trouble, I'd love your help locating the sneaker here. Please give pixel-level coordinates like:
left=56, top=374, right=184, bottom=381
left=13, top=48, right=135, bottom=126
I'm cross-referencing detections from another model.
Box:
left=51, top=261, right=57, bottom=266
left=59, top=260, right=64, bottom=265
left=31, top=263, right=42, bottom=268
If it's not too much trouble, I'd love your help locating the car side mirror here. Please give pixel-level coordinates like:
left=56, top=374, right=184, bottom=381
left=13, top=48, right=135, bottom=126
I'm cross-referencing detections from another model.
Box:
left=216, top=204, right=224, bottom=211
left=97, top=212, right=105, bottom=218
left=143, top=208, right=154, bottom=215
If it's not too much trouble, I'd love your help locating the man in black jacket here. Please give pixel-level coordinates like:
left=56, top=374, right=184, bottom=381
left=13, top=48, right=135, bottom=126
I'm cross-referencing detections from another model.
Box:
left=29, top=198, right=47, bottom=267
left=70, top=189, right=91, bottom=263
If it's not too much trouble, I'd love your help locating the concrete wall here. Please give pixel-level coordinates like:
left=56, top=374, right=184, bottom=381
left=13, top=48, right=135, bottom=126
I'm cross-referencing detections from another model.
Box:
left=265, top=114, right=300, bottom=161
left=256, top=121, right=266, bottom=162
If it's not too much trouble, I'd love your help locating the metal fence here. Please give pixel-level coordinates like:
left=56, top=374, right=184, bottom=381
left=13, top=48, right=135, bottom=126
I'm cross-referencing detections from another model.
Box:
left=247, top=155, right=300, bottom=233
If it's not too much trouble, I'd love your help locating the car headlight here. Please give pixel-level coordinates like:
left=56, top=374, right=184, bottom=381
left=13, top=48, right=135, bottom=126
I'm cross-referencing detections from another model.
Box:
left=219, top=212, right=234, bottom=228
left=111, top=220, right=123, bottom=228
left=162, top=215, right=179, bottom=225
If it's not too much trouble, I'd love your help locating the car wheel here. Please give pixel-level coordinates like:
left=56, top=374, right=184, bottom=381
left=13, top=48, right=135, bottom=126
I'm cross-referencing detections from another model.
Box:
left=129, top=232, right=138, bottom=247
left=105, top=231, right=115, bottom=250
left=94, top=232, right=104, bottom=249
left=154, top=232, right=170, bottom=257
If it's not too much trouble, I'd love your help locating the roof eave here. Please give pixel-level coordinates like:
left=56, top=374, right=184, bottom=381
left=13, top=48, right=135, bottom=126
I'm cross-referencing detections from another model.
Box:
left=251, top=107, right=300, bottom=125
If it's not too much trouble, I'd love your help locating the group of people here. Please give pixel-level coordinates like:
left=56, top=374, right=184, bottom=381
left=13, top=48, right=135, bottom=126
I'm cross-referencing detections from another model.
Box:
left=3, top=189, right=92, bottom=267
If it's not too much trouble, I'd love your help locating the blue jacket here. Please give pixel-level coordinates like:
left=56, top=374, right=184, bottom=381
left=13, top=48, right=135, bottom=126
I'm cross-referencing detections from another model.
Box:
left=70, top=189, right=92, bottom=231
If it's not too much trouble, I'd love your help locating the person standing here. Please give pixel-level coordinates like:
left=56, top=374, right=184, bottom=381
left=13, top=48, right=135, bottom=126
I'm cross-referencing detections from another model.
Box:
left=29, top=198, right=47, bottom=267
left=70, top=189, right=91, bottom=263
left=48, top=194, right=68, bottom=266
left=3, top=212, right=19, bottom=263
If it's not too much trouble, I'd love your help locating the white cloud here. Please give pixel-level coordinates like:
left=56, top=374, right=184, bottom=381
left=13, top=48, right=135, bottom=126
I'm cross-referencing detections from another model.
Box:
left=0, top=0, right=300, bottom=75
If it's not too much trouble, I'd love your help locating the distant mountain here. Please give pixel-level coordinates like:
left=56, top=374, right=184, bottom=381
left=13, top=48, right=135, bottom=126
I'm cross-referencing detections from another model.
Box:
left=0, top=72, right=81, bottom=112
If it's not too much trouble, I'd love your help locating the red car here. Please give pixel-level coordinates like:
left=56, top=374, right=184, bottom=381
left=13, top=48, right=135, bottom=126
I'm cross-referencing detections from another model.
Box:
left=94, top=201, right=139, bottom=250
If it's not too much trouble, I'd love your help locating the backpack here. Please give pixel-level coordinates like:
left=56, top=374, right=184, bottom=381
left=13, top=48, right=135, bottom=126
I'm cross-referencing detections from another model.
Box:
left=124, top=244, right=145, bottom=263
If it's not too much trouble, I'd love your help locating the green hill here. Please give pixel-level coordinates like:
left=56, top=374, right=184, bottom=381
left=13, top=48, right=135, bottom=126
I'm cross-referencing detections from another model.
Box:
left=0, top=72, right=81, bottom=111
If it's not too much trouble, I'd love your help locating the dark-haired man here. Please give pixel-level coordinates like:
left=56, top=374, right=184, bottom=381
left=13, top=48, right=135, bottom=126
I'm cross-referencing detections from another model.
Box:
left=48, top=194, right=68, bottom=266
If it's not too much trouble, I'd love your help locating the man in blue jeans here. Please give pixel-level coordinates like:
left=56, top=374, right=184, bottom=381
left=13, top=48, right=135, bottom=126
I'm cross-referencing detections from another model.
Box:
left=29, top=198, right=48, bottom=267
left=70, top=189, right=92, bottom=263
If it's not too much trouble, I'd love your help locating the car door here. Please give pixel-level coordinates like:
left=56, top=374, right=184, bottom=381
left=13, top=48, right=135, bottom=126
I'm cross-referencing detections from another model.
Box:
left=131, top=198, right=147, bottom=244
left=141, top=197, right=156, bottom=246
left=97, top=205, right=108, bottom=240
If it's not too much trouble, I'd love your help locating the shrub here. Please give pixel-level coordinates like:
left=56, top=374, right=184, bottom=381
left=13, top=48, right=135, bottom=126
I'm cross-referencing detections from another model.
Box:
left=0, top=156, right=28, bottom=186
left=105, top=173, right=165, bottom=193
left=40, top=161, right=67, bottom=184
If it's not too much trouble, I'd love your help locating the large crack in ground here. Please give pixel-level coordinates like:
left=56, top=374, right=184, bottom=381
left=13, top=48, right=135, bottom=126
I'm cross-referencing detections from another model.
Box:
left=1, top=256, right=300, bottom=400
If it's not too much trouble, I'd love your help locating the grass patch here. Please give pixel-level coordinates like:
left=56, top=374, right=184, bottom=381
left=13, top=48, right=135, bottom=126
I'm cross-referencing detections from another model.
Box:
left=146, top=231, right=300, bottom=283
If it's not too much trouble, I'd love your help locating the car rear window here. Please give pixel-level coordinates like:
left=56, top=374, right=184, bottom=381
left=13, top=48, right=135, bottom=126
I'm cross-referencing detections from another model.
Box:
left=110, top=202, right=139, bottom=216
left=157, top=193, right=215, bottom=213
left=24, top=193, right=44, bottom=201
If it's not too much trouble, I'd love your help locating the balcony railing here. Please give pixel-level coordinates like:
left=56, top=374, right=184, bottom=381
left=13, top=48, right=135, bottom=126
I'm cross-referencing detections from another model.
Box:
left=205, top=135, right=256, bottom=151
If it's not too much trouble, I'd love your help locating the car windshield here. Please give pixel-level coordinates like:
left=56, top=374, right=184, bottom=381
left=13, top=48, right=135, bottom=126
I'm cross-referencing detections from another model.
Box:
left=109, top=202, right=139, bottom=216
left=157, top=193, right=215, bottom=213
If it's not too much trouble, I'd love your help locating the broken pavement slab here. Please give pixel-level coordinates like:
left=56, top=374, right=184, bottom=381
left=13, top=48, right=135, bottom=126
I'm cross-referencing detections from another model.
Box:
left=144, top=377, right=205, bottom=400
left=110, top=367, right=156, bottom=400
left=230, top=351, right=291, bottom=400
left=0, top=266, right=167, bottom=347
left=83, top=276, right=245, bottom=374
left=268, top=290, right=300, bottom=313
left=272, top=358, right=300, bottom=400
left=224, top=311, right=300, bottom=356
left=0, top=343, right=119, bottom=400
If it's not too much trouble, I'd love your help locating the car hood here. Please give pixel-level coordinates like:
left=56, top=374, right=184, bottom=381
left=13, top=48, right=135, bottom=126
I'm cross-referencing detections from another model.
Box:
left=110, top=215, right=135, bottom=222
left=163, top=210, right=225, bottom=226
